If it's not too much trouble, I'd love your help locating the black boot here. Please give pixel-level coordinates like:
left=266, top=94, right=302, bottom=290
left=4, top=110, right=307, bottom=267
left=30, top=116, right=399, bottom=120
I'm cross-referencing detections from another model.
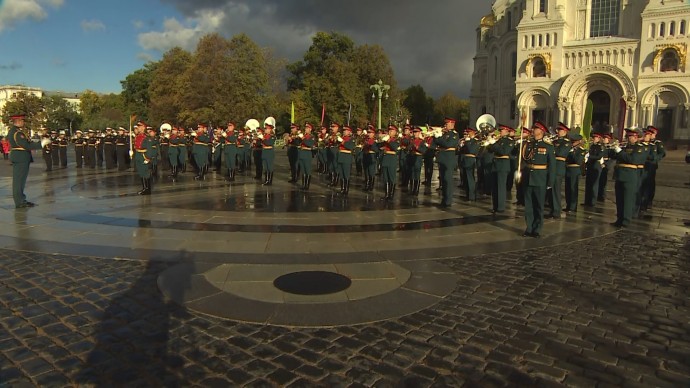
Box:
left=368, top=177, right=375, bottom=192
left=301, top=175, right=307, bottom=190
left=305, top=175, right=311, bottom=190
left=388, top=184, right=396, bottom=200
left=145, top=177, right=152, bottom=195
left=343, top=179, right=350, bottom=195
left=412, top=180, right=419, bottom=196
left=171, top=166, right=177, bottom=182
left=381, top=182, right=390, bottom=201
left=263, top=172, right=273, bottom=186
left=138, top=178, right=147, bottom=195
left=230, top=168, right=235, bottom=181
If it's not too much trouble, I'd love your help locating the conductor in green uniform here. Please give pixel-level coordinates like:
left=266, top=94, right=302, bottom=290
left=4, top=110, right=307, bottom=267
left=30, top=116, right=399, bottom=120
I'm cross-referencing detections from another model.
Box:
left=522, top=122, right=555, bottom=238
left=8, top=114, right=49, bottom=208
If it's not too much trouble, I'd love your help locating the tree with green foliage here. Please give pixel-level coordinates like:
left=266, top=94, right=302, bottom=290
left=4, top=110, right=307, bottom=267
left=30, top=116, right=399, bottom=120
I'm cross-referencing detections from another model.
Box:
left=121, top=62, right=158, bottom=123
left=403, top=85, right=435, bottom=125
left=42, top=95, right=81, bottom=132
left=434, top=92, right=470, bottom=128
left=2, top=92, right=46, bottom=133
left=149, top=47, right=191, bottom=125
left=287, top=32, right=402, bottom=128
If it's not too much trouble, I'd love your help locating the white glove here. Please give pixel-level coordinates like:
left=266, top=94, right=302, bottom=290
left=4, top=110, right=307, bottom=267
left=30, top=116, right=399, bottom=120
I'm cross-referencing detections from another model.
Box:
left=433, top=131, right=442, bottom=138
left=298, top=133, right=304, bottom=139
left=337, top=136, right=343, bottom=142
left=192, top=131, right=198, bottom=137
left=584, top=153, right=589, bottom=164
left=599, top=158, right=605, bottom=166
left=129, top=150, right=134, bottom=158
left=40, top=138, right=51, bottom=148
left=164, top=133, right=170, bottom=139
left=382, top=135, right=390, bottom=142
left=614, top=146, right=622, bottom=153
left=489, top=137, right=497, bottom=145
left=221, top=132, right=227, bottom=137
left=465, top=137, right=471, bottom=141
left=144, top=159, right=149, bottom=164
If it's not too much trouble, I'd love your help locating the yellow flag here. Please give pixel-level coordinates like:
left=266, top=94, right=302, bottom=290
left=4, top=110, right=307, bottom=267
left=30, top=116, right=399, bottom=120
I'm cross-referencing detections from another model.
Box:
left=291, top=101, right=295, bottom=124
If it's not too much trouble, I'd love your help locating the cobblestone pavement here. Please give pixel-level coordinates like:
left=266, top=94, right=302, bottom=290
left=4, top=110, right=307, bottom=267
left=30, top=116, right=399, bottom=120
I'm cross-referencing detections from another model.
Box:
left=1, top=230, right=689, bottom=386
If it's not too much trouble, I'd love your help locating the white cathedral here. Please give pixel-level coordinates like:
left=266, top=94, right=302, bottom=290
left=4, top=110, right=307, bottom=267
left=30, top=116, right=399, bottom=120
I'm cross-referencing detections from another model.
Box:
left=470, top=0, right=690, bottom=142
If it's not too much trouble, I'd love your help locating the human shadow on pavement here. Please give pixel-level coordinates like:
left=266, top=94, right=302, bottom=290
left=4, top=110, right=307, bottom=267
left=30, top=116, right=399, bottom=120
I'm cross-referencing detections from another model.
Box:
left=74, top=255, right=193, bottom=386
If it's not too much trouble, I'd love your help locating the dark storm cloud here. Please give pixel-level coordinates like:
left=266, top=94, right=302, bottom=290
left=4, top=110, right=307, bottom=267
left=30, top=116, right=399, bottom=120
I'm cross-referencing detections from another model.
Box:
left=159, top=0, right=492, bottom=97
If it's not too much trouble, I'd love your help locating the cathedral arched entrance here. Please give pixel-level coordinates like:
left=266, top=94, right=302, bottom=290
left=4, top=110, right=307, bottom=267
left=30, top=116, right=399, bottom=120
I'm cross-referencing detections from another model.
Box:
left=589, top=90, right=612, bottom=134
left=639, top=83, right=690, bottom=141
left=558, top=64, right=636, bottom=134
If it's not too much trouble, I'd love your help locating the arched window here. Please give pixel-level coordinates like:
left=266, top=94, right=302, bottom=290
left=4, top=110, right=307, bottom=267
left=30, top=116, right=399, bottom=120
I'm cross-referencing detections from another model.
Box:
left=660, top=50, right=679, bottom=72
left=539, top=0, right=547, bottom=13
left=660, top=22, right=665, bottom=37
left=507, top=11, right=512, bottom=30
left=511, top=52, right=517, bottom=79
left=523, top=35, right=528, bottom=48
left=531, top=35, right=535, bottom=47
left=538, top=34, right=543, bottom=47
left=670, top=21, right=676, bottom=36
left=649, top=23, right=656, bottom=38
left=681, top=20, right=687, bottom=35
left=546, top=34, right=551, bottom=46
left=553, top=33, right=558, bottom=46
left=532, top=58, right=546, bottom=77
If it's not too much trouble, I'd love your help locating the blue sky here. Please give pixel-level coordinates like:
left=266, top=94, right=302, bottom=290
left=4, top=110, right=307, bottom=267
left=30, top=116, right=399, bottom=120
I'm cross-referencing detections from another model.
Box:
left=0, top=0, right=179, bottom=94
left=0, top=0, right=489, bottom=97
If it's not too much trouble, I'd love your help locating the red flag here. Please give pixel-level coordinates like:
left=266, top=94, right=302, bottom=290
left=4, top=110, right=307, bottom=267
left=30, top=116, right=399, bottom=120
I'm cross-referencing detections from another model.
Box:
left=320, top=103, right=326, bottom=126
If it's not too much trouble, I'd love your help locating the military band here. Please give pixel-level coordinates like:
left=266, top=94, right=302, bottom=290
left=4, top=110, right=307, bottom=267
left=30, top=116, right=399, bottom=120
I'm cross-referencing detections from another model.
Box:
left=11, top=111, right=669, bottom=236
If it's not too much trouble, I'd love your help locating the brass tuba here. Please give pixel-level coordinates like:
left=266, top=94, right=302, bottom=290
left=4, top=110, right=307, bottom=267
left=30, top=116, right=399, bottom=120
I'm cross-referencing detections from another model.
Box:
left=475, top=114, right=497, bottom=140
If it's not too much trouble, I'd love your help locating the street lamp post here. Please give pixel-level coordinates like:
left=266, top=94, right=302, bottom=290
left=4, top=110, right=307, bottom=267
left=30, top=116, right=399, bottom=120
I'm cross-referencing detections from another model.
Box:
left=370, top=79, right=390, bottom=129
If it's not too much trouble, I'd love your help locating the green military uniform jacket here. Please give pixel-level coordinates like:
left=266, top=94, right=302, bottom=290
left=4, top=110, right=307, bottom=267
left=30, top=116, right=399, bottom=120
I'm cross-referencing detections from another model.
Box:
left=8, top=126, right=42, bottom=163
left=553, top=136, right=572, bottom=176
left=524, top=138, right=555, bottom=187
left=488, top=136, right=515, bottom=172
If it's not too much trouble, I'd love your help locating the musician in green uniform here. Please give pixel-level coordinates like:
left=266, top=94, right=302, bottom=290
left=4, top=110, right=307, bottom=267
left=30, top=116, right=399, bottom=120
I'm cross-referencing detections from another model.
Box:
left=564, top=133, right=586, bottom=213
left=222, top=122, right=239, bottom=182
left=192, top=122, right=210, bottom=180
left=583, top=132, right=605, bottom=207
left=298, top=122, right=316, bottom=190
left=408, top=126, right=428, bottom=196
left=641, top=126, right=665, bottom=210
left=459, top=127, right=480, bottom=201
left=598, top=133, right=615, bottom=201
left=548, top=122, right=572, bottom=218
left=287, top=123, right=300, bottom=183
left=261, top=117, right=277, bottom=186
left=167, top=126, right=181, bottom=181
left=376, top=124, right=400, bottom=201
left=522, top=122, right=555, bottom=238
left=8, top=114, right=49, bottom=208
left=488, top=124, right=515, bottom=213
left=432, top=118, right=459, bottom=208
left=611, top=128, right=647, bottom=227
left=362, top=125, right=378, bottom=192
left=634, top=128, right=655, bottom=218
left=336, top=125, right=356, bottom=195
